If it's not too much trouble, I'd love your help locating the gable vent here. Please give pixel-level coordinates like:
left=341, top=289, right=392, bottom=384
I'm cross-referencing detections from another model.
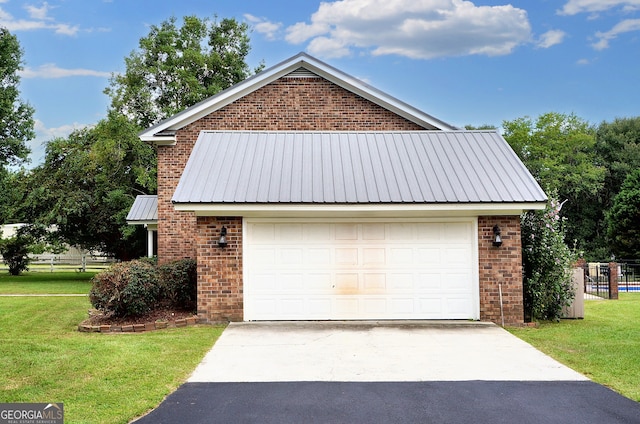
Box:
left=284, top=67, right=318, bottom=78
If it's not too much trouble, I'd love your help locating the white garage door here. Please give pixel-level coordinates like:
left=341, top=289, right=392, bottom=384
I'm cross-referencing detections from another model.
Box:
left=244, top=219, right=478, bottom=321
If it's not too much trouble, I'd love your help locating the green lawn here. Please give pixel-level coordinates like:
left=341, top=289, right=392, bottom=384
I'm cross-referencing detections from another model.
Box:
left=509, top=293, right=640, bottom=402
left=0, top=272, right=94, bottom=294
left=0, top=273, right=224, bottom=424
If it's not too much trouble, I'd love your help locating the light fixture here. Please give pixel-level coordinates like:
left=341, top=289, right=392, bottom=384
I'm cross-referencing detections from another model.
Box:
left=492, top=225, right=502, bottom=248
left=218, top=226, right=228, bottom=248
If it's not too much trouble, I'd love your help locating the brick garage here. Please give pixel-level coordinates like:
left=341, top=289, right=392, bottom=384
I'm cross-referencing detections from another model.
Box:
left=138, top=53, right=546, bottom=326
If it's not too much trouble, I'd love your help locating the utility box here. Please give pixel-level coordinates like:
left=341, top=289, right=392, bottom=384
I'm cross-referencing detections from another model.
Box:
left=563, top=267, right=585, bottom=319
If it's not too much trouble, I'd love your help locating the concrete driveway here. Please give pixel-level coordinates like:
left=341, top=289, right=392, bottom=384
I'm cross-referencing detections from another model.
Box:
left=133, top=322, right=640, bottom=424
left=188, top=321, right=586, bottom=382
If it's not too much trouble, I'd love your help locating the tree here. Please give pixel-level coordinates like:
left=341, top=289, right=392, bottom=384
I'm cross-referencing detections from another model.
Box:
left=0, top=27, right=34, bottom=167
left=521, top=195, right=576, bottom=321
left=105, top=15, right=263, bottom=128
left=606, top=169, right=640, bottom=259
left=21, top=113, right=156, bottom=259
left=503, top=112, right=605, bottom=256
left=595, top=117, right=640, bottom=208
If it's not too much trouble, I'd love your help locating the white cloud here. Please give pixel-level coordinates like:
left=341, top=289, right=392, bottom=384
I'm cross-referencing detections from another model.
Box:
left=25, top=2, right=53, bottom=20
left=576, top=58, right=591, bottom=65
left=537, top=29, right=566, bottom=48
left=559, top=0, right=640, bottom=15
left=284, top=0, right=532, bottom=59
left=592, top=18, right=640, bottom=49
left=0, top=3, right=79, bottom=35
left=244, top=14, right=282, bottom=40
left=19, top=63, right=111, bottom=79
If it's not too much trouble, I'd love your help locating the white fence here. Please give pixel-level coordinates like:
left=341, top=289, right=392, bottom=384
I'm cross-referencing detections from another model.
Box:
left=0, top=253, right=117, bottom=273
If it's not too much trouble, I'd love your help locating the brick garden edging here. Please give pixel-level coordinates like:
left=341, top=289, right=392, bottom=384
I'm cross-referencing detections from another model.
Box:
left=77, top=316, right=198, bottom=333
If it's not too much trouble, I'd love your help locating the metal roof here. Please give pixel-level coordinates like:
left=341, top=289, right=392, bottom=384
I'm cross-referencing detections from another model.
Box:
left=140, top=52, right=458, bottom=144
left=126, top=195, right=158, bottom=223
left=172, top=131, right=547, bottom=205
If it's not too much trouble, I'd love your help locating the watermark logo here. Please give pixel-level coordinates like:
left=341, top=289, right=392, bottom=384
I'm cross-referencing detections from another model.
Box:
left=0, top=403, right=63, bottom=424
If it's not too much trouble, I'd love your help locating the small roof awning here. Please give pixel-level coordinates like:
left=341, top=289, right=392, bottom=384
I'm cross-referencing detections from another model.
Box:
left=126, top=195, right=158, bottom=225
left=172, top=131, right=547, bottom=214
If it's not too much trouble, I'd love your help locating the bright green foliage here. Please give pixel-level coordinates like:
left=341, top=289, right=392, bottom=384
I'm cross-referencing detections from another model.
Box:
left=105, top=15, right=262, bottom=128
left=0, top=231, right=31, bottom=275
left=521, top=195, right=576, bottom=321
left=89, top=260, right=160, bottom=318
left=0, top=28, right=34, bottom=167
left=596, top=117, right=640, bottom=206
left=503, top=112, right=605, bottom=256
left=20, top=113, right=155, bottom=259
left=606, top=169, right=640, bottom=259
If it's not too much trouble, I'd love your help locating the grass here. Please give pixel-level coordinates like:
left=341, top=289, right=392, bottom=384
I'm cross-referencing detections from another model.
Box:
left=509, top=293, right=640, bottom=402
left=0, top=272, right=94, bottom=294
left=0, top=273, right=224, bottom=424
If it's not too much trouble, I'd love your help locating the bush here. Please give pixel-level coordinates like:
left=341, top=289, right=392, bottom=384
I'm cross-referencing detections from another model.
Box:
left=89, top=260, right=160, bottom=318
left=158, top=259, right=197, bottom=310
left=0, top=235, right=32, bottom=275
left=521, top=194, right=576, bottom=321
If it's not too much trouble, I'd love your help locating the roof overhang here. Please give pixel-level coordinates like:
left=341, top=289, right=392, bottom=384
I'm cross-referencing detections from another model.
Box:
left=139, top=53, right=457, bottom=145
left=173, top=202, right=546, bottom=218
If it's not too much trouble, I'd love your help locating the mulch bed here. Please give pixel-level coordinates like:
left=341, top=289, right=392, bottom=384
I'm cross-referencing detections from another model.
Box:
left=78, top=306, right=199, bottom=333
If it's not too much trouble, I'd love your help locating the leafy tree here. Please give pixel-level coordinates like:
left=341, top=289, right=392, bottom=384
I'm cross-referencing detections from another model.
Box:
left=521, top=195, right=576, bottom=321
left=21, top=113, right=155, bottom=259
left=0, top=224, right=58, bottom=275
left=105, top=15, right=263, bottom=128
left=606, top=169, right=640, bottom=259
left=464, top=124, right=497, bottom=130
left=0, top=27, right=34, bottom=167
left=595, top=117, right=640, bottom=208
left=503, top=112, right=605, bottom=256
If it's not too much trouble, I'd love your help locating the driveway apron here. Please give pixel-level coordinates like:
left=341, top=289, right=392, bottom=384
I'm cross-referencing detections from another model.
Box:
left=133, top=322, right=640, bottom=424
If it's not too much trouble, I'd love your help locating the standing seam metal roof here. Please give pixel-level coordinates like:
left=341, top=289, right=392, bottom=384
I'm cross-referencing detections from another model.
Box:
left=172, top=131, right=547, bottom=204
left=126, top=195, right=158, bottom=222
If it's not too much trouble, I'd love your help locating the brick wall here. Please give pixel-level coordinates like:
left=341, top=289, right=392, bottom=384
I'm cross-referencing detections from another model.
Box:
left=478, top=216, right=524, bottom=325
left=157, top=76, right=428, bottom=321
left=156, top=77, right=426, bottom=264
left=196, top=216, right=243, bottom=322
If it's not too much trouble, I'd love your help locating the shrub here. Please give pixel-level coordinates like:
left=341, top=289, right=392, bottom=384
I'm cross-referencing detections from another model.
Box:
left=89, top=260, right=160, bottom=317
left=158, top=258, right=197, bottom=310
left=0, top=235, right=32, bottom=275
left=521, top=194, right=576, bottom=321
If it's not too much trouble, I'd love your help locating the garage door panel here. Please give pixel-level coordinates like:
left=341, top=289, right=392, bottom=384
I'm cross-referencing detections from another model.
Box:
left=281, top=248, right=303, bottom=265
left=335, top=273, right=359, bottom=291
left=363, top=274, right=386, bottom=290
left=335, top=248, right=358, bottom=265
left=416, top=273, right=443, bottom=290
left=280, top=223, right=303, bottom=241
left=308, top=248, right=331, bottom=265
left=245, top=220, right=478, bottom=320
left=388, top=273, right=414, bottom=290
left=306, top=274, right=331, bottom=290
left=389, top=248, right=414, bottom=265
left=335, top=223, right=358, bottom=240
left=448, top=273, right=472, bottom=290
left=363, top=248, right=385, bottom=265
left=416, top=298, right=444, bottom=316
left=363, top=223, right=385, bottom=240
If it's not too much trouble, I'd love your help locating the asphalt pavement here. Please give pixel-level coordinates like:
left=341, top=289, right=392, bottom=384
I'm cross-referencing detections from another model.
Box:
left=132, top=322, right=640, bottom=424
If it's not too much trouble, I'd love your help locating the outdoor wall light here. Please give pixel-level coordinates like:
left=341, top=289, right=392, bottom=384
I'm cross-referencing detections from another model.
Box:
left=218, top=226, right=228, bottom=248
left=493, top=225, right=503, bottom=248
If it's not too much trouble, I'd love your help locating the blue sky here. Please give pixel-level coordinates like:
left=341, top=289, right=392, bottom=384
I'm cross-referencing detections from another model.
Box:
left=2, top=0, right=639, bottom=165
